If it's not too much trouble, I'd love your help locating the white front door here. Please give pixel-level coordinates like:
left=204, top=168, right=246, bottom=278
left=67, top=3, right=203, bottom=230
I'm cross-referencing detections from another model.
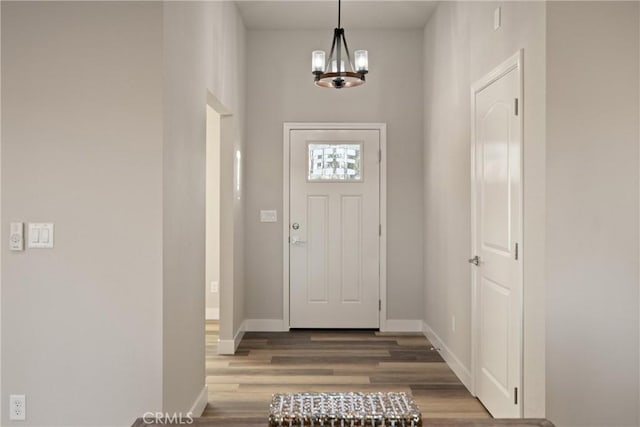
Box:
left=471, top=52, right=523, bottom=417
left=289, top=129, right=380, bottom=328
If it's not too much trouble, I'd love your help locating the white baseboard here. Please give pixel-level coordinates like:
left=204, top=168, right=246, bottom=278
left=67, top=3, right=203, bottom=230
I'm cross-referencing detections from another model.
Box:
left=217, top=320, right=246, bottom=355
left=188, top=385, right=208, bottom=417
left=205, top=307, right=219, bottom=320
left=422, top=321, right=473, bottom=392
left=245, top=318, right=289, bottom=332
left=382, top=319, right=423, bottom=332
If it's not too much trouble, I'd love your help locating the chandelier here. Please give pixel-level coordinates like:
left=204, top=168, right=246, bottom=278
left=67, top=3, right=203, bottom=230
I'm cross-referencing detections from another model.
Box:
left=311, top=0, right=368, bottom=89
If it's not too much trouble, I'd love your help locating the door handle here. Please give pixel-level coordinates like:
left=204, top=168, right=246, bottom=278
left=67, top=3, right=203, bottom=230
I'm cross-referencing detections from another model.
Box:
left=291, top=236, right=307, bottom=245
left=468, top=255, right=480, bottom=266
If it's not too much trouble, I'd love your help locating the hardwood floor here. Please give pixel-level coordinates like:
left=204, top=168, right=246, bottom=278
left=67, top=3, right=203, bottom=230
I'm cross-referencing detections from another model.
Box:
left=203, top=321, right=489, bottom=426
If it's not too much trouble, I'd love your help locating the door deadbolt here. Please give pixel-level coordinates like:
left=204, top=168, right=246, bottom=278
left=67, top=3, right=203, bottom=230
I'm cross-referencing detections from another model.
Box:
left=292, top=223, right=300, bottom=230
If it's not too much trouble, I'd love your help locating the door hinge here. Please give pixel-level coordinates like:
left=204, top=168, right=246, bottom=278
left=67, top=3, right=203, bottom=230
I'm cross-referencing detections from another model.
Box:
left=515, top=243, right=519, bottom=260
left=379, top=224, right=382, bottom=236
left=379, top=300, right=382, bottom=311
left=514, top=98, right=519, bottom=116
left=379, top=149, right=382, bottom=163
left=514, top=387, right=518, bottom=405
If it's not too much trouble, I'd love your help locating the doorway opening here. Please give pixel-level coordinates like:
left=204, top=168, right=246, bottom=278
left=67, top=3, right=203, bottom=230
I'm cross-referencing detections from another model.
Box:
left=205, top=92, right=238, bottom=357
left=206, top=104, right=221, bottom=324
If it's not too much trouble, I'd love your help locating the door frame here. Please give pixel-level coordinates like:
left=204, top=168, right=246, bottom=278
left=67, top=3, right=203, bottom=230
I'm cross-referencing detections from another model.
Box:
left=206, top=91, right=239, bottom=354
left=470, top=50, right=524, bottom=413
left=283, top=123, right=387, bottom=330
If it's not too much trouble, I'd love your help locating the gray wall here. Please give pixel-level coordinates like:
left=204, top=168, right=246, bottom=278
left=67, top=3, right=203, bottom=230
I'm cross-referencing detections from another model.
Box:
left=422, top=1, right=546, bottom=415
left=1, top=1, right=247, bottom=424
left=1, top=2, right=164, bottom=425
left=162, top=0, right=247, bottom=413
left=245, top=29, right=425, bottom=322
left=546, top=3, right=639, bottom=426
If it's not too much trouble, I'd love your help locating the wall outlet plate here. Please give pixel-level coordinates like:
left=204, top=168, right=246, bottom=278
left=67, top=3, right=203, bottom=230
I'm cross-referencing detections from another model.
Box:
left=10, top=394, right=26, bottom=421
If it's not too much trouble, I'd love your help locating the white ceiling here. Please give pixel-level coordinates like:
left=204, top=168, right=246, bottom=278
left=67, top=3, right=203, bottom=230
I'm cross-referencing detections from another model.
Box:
left=235, top=1, right=439, bottom=30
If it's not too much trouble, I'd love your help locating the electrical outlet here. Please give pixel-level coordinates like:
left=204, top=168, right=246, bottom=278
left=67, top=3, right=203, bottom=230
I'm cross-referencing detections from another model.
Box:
left=10, top=394, right=26, bottom=421
left=210, top=281, right=219, bottom=293
left=452, top=316, right=456, bottom=333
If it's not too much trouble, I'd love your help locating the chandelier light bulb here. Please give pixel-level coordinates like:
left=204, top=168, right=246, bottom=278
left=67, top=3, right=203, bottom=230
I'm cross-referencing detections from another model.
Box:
left=354, top=50, right=368, bottom=73
left=312, top=51, right=326, bottom=73
left=331, top=59, right=346, bottom=73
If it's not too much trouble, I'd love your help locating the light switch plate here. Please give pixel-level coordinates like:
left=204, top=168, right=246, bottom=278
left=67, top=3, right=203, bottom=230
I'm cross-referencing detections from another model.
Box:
left=260, top=210, right=277, bottom=223
left=28, top=223, right=54, bottom=249
left=9, top=222, right=24, bottom=251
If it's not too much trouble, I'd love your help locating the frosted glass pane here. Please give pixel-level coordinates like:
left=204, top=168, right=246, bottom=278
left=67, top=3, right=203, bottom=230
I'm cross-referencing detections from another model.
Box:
left=308, top=144, right=362, bottom=181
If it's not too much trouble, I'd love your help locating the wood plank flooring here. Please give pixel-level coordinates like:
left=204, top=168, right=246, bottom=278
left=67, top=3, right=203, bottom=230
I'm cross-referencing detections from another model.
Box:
left=203, top=321, right=489, bottom=426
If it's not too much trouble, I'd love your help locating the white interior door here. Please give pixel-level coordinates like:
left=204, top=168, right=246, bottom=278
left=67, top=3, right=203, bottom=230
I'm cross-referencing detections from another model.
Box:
left=289, top=129, right=380, bottom=328
left=471, top=52, right=523, bottom=417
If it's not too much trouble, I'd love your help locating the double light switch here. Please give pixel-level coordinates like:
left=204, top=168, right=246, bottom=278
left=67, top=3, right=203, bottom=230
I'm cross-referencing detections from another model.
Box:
left=28, top=223, right=54, bottom=249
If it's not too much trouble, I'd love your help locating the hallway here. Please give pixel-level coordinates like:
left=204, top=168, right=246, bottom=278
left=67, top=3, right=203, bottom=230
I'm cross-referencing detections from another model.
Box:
left=203, top=321, right=489, bottom=425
